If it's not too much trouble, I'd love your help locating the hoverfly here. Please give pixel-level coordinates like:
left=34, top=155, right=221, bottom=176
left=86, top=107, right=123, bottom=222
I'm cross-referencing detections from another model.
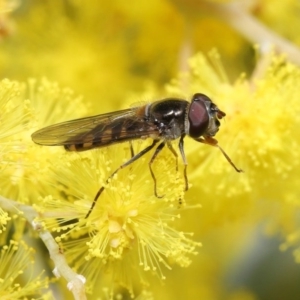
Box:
left=32, top=93, right=242, bottom=218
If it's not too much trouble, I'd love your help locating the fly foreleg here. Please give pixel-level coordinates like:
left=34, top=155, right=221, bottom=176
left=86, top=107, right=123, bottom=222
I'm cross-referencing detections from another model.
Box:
left=178, top=135, right=188, bottom=191
left=195, top=136, right=243, bottom=173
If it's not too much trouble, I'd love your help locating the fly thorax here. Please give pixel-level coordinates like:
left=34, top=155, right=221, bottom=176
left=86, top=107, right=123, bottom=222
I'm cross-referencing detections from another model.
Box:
left=164, top=119, right=183, bottom=139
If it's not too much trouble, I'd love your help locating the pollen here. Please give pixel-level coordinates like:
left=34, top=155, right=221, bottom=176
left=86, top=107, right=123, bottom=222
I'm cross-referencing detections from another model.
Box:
left=0, top=240, right=49, bottom=298
left=0, top=208, right=10, bottom=233
left=39, top=144, right=200, bottom=294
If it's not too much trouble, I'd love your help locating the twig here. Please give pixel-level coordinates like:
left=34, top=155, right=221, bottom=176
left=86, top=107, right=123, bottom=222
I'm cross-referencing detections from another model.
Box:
left=0, top=195, right=87, bottom=300
left=206, top=1, right=300, bottom=65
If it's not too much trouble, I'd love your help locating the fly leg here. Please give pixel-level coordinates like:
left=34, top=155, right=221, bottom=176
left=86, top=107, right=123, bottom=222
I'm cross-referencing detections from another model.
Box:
left=166, top=138, right=187, bottom=207
left=129, top=140, right=134, bottom=158
left=85, top=140, right=159, bottom=218
left=195, top=136, right=243, bottom=173
left=128, top=141, right=134, bottom=174
left=166, top=141, right=178, bottom=172
left=149, top=141, right=166, bottom=198
left=178, top=134, right=188, bottom=191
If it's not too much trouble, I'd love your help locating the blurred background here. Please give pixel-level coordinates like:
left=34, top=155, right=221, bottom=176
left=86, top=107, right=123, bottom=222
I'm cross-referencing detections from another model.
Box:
left=0, top=0, right=273, bottom=108
left=1, top=0, right=300, bottom=299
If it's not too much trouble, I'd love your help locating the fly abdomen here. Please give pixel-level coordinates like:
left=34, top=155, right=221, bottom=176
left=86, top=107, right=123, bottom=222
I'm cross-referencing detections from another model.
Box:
left=63, top=132, right=99, bottom=151
left=64, top=142, right=95, bottom=152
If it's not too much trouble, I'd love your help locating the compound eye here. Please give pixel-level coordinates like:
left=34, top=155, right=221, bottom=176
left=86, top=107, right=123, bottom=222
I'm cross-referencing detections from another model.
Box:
left=192, top=93, right=212, bottom=103
left=188, top=94, right=210, bottom=138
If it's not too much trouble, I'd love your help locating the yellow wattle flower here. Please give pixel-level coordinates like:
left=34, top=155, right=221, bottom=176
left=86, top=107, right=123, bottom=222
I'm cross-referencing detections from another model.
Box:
left=40, top=145, right=201, bottom=297
left=0, top=78, right=88, bottom=203
left=0, top=240, right=49, bottom=299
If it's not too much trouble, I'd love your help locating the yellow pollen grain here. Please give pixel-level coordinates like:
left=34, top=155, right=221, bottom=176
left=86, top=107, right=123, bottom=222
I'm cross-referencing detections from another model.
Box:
left=125, top=227, right=134, bottom=239
left=128, top=209, right=138, bottom=217
left=108, top=220, right=122, bottom=233
left=110, top=238, right=120, bottom=248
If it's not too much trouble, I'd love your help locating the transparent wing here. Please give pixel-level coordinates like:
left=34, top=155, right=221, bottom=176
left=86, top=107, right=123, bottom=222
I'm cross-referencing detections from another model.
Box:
left=31, top=106, right=160, bottom=148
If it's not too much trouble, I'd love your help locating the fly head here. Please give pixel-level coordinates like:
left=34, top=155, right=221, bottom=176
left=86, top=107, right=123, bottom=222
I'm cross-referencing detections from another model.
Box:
left=188, top=93, right=225, bottom=139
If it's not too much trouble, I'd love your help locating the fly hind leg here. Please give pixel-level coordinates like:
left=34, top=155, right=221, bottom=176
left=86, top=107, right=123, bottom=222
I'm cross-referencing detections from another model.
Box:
left=85, top=140, right=159, bottom=219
